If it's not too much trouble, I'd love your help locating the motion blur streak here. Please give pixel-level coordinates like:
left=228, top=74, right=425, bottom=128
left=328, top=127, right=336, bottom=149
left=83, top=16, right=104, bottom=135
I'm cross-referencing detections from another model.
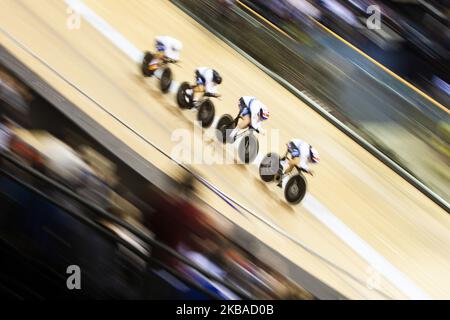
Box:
left=235, top=0, right=295, bottom=41
left=66, top=0, right=142, bottom=63
left=65, top=0, right=429, bottom=299
left=3, top=0, right=448, bottom=300
left=236, top=0, right=449, bottom=115
left=309, top=14, right=449, bottom=114
left=302, top=194, right=429, bottom=299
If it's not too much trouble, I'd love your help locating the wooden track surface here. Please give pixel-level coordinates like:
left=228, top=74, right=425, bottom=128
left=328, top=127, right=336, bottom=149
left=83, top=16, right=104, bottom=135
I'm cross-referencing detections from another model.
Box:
left=1, top=0, right=449, bottom=299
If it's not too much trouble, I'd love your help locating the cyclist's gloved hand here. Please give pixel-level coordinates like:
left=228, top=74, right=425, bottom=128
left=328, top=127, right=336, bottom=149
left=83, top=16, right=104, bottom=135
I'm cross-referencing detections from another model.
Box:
left=250, top=126, right=259, bottom=134
left=163, top=57, right=177, bottom=63
left=300, top=167, right=313, bottom=176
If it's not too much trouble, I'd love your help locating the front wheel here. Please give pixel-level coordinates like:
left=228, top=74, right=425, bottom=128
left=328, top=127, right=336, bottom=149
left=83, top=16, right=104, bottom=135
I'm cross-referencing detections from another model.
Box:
left=215, top=114, right=235, bottom=144
left=197, top=99, right=215, bottom=128
left=160, top=67, right=172, bottom=93
left=176, top=82, right=192, bottom=109
left=284, top=174, right=307, bottom=204
left=238, top=133, right=259, bottom=164
left=259, top=152, right=281, bottom=182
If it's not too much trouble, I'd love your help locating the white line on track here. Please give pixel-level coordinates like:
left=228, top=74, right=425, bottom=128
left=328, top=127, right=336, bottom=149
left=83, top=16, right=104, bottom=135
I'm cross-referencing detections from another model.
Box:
left=65, top=0, right=430, bottom=299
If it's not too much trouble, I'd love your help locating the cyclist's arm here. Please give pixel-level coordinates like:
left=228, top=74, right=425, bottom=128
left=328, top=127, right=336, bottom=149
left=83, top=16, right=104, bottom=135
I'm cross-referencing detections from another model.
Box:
left=204, top=82, right=219, bottom=96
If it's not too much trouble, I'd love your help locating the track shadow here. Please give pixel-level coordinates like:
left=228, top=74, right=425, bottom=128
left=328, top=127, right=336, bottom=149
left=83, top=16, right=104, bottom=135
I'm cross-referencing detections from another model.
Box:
left=277, top=199, right=295, bottom=213
left=133, top=72, right=207, bottom=128
left=136, top=76, right=189, bottom=120
left=253, top=177, right=280, bottom=201
left=134, top=73, right=147, bottom=85
left=234, top=163, right=248, bottom=172
left=252, top=177, right=295, bottom=213
left=203, top=136, right=216, bottom=145
left=254, top=177, right=271, bottom=191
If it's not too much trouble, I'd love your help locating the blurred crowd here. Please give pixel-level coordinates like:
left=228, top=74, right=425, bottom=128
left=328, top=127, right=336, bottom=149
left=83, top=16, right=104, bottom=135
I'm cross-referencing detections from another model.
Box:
left=182, top=0, right=449, bottom=202
left=239, top=0, right=450, bottom=105
left=0, top=66, right=313, bottom=299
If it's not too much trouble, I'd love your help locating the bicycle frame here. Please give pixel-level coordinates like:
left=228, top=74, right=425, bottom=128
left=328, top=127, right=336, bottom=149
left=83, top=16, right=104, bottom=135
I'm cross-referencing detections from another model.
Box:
left=234, top=127, right=252, bottom=140
left=189, top=88, right=218, bottom=108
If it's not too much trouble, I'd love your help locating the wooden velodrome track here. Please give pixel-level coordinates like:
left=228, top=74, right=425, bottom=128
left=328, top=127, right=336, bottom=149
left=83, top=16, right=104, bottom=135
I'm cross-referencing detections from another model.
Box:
left=1, top=0, right=449, bottom=299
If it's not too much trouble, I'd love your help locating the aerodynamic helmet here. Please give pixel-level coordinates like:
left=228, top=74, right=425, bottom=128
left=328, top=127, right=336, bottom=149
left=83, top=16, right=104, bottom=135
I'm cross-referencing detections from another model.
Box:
left=212, top=70, right=222, bottom=85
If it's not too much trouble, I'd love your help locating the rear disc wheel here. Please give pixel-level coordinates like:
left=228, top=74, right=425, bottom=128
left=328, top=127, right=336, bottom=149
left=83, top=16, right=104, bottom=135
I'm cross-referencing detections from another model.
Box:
left=215, top=114, right=234, bottom=143
left=284, top=174, right=307, bottom=204
left=160, top=67, right=172, bottom=93
left=197, top=99, right=215, bottom=128
left=238, top=133, right=259, bottom=164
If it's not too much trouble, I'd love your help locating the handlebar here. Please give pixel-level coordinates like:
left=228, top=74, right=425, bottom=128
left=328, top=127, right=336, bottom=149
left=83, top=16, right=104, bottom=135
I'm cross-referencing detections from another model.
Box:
left=250, top=126, right=260, bottom=134
left=162, top=57, right=178, bottom=64
left=296, top=166, right=313, bottom=176
left=203, top=92, right=221, bottom=99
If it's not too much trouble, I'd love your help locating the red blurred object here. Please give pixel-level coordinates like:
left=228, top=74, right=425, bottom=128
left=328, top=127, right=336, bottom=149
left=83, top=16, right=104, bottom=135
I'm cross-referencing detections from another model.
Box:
left=9, top=135, right=44, bottom=168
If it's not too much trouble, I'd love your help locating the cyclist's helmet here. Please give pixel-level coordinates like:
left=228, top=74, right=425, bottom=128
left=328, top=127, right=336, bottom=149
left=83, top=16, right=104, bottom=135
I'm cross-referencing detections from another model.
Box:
left=212, top=70, right=222, bottom=85
left=260, top=104, right=270, bottom=121
left=309, top=147, right=320, bottom=164
left=172, top=39, right=183, bottom=52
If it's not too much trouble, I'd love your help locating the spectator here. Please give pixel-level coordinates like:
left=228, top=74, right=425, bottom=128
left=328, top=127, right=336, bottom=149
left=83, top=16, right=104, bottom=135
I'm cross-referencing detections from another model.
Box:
left=218, top=0, right=237, bottom=21
left=0, top=115, right=13, bottom=152
left=219, top=0, right=236, bottom=8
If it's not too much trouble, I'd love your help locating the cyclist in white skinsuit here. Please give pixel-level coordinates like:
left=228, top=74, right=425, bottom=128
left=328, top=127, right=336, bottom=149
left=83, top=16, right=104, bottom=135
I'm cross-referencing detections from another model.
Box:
left=195, top=67, right=222, bottom=96
left=230, top=96, right=269, bottom=142
left=278, top=139, right=320, bottom=187
left=186, top=67, right=222, bottom=104
left=148, top=36, right=183, bottom=71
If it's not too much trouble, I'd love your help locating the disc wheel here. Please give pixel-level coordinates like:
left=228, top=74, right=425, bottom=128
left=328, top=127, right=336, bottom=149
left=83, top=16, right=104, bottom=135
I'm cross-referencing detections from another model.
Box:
left=142, top=51, right=154, bottom=77
left=160, top=67, right=172, bottom=93
left=197, top=99, right=215, bottom=128
left=215, top=114, right=234, bottom=144
left=284, top=174, right=307, bottom=204
left=259, top=153, right=281, bottom=182
left=176, top=82, right=192, bottom=109
left=238, top=133, right=259, bottom=164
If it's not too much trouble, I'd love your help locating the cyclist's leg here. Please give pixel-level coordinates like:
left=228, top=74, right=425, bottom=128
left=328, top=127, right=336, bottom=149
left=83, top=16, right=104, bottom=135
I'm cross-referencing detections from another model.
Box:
left=284, top=143, right=300, bottom=174
left=149, top=41, right=165, bottom=70
left=230, top=114, right=250, bottom=141
left=149, top=54, right=163, bottom=70
left=285, top=156, right=300, bottom=174
left=194, top=71, right=205, bottom=93
left=277, top=149, right=298, bottom=186
left=237, top=115, right=251, bottom=129
left=190, top=71, right=205, bottom=104
left=229, top=99, right=250, bottom=140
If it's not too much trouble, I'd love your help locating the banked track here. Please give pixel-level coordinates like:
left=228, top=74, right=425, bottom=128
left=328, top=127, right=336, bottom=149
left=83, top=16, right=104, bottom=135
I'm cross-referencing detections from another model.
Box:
left=0, top=0, right=449, bottom=299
